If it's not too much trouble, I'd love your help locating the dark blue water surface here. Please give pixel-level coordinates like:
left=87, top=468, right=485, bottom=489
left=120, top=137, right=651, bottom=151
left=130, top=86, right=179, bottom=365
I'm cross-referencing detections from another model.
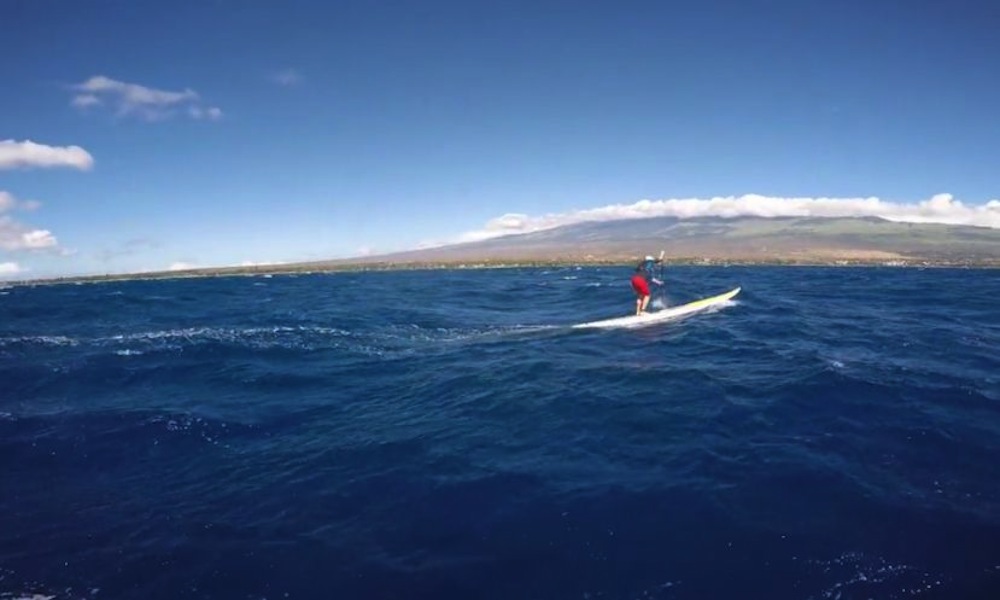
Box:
left=2, top=266, right=999, bottom=599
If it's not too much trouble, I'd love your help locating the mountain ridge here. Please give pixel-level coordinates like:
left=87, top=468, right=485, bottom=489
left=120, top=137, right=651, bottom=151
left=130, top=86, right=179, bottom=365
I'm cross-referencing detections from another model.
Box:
left=14, top=215, right=1000, bottom=284
left=338, top=214, right=1000, bottom=264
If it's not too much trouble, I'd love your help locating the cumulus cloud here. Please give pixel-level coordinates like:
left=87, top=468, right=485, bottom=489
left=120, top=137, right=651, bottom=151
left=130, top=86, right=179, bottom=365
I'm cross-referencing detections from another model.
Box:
left=452, top=193, right=1000, bottom=244
left=70, top=75, right=222, bottom=121
left=0, top=139, right=94, bottom=171
left=269, top=68, right=302, bottom=86
left=0, top=148, right=82, bottom=255
left=0, top=262, right=25, bottom=277
left=0, top=216, right=58, bottom=251
left=0, top=138, right=90, bottom=257
left=0, top=192, right=59, bottom=252
left=20, top=230, right=56, bottom=248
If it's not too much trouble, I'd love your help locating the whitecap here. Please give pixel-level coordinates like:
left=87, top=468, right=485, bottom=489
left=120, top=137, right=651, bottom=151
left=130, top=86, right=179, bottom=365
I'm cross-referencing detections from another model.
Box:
left=0, top=335, right=78, bottom=347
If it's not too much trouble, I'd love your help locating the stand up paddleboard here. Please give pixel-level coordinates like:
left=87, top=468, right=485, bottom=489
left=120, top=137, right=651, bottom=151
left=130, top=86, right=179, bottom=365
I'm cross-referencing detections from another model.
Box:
left=572, top=287, right=741, bottom=330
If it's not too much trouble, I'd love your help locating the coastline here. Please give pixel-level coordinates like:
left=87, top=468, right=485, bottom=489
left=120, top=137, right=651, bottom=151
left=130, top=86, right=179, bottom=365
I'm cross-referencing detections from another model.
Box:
left=6, top=255, right=999, bottom=288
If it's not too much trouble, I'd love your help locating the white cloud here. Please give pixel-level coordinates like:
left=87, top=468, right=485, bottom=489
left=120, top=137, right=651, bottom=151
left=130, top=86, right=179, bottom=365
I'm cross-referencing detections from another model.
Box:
left=21, top=230, right=56, bottom=248
left=0, top=139, right=94, bottom=171
left=0, top=262, right=24, bottom=277
left=1, top=188, right=62, bottom=257
left=168, top=261, right=199, bottom=271
left=0, top=192, right=58, bottom=251
left=0, top=191, right=14, bottom=212
left=452, top=193, right=1000, bottom=244
left=0, top=215, right=58, bottom=251
left=71, top=94, right=101, bottom=108
left=70, top=75, right=221, bottom=122
left=0, top=150, right=82, bottom=255
left=270, top=68, right=302, bottom=86
left=238, top=260, right=286, bottom=267
left=188, top=106, right=224, bottom=120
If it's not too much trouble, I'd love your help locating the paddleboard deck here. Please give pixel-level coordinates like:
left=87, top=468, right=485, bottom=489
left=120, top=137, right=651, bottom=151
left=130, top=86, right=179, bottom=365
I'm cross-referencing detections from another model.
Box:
left=572, top=287, right=741, bottom=329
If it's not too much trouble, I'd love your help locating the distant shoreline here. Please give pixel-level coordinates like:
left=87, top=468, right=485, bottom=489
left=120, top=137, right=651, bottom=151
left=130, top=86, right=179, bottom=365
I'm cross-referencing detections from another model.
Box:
left=6, top=256, right=999, bottom=287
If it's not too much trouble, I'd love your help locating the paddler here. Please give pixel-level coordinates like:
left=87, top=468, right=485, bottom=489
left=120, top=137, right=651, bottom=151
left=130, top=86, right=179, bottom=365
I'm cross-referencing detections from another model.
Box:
left=630, top=255, right=663, bottom=315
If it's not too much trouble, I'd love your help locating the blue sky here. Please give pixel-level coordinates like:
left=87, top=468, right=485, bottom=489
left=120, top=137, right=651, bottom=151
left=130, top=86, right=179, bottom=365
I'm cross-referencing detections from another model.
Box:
left=2, top=0, right=999, bottom=278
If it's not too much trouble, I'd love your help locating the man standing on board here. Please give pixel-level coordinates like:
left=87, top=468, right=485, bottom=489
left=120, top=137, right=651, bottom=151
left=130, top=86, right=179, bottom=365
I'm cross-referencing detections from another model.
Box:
left=630, top=254, right=663, bottom=315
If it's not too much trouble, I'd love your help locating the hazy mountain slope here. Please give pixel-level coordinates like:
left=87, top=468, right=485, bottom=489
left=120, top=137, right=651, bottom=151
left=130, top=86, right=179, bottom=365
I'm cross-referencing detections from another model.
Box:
left=322, top=216, right=1000, bottom=265
left=33, top=215, right=1000, bottom=284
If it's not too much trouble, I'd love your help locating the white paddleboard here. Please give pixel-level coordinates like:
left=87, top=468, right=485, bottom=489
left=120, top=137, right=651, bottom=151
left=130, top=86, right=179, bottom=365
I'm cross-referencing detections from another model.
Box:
left=572, top=287, right=741, bottom=330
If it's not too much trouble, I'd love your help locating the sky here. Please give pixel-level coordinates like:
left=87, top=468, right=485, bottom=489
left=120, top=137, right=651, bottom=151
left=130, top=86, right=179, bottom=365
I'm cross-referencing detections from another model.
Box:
left=2, top=0, right=999, bottom=279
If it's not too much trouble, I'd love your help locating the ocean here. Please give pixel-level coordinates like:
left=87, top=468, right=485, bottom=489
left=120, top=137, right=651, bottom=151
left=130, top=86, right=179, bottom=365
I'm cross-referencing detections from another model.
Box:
left=2, top=266, right=998, bottom=600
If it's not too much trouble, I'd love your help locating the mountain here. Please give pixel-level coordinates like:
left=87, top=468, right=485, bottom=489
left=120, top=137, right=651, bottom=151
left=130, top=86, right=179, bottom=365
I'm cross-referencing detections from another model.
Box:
left=26, top=215, right=1000, bottom=284
left=304, top=215, right=1000, bottom=268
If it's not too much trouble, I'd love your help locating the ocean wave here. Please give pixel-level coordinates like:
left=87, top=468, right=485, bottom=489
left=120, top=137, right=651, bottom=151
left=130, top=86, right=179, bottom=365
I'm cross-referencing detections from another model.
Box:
left=0, top=335, right=79, bottom=347
left=2, top=267, right=998, bottom=599
left=801, top=551, right=945, bottom=600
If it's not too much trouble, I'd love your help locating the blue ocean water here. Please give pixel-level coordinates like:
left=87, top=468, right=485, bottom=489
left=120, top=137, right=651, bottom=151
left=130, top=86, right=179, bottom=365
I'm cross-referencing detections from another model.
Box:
left=2, top=266, right=999, bottom=600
